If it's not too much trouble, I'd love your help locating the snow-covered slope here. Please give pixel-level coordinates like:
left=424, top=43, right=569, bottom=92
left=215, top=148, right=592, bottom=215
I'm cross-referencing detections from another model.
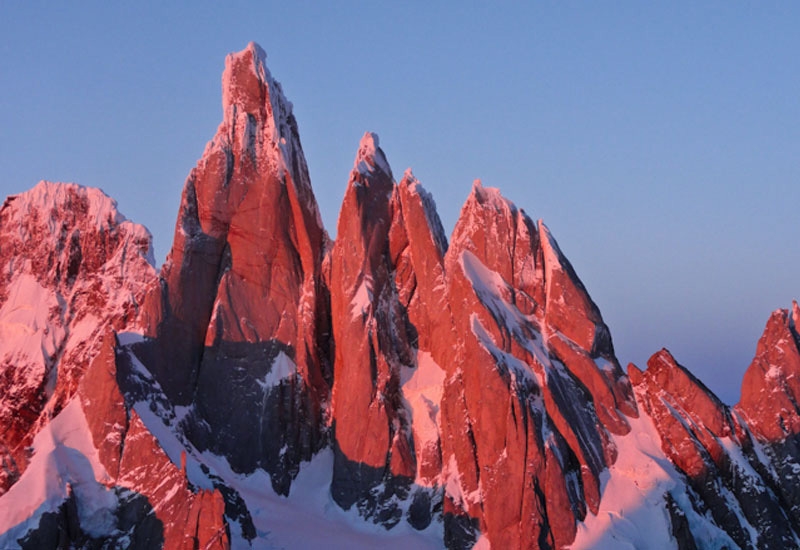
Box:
left=571, top=405, right=738, bottom=550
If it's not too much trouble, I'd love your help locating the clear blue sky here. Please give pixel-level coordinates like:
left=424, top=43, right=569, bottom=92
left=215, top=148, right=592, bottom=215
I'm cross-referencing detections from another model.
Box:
left=2, top=3, right=799, bottom=404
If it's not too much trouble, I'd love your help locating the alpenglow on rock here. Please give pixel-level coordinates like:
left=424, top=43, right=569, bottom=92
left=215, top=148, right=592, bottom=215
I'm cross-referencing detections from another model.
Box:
left=1, top=43, right=800, bottom=550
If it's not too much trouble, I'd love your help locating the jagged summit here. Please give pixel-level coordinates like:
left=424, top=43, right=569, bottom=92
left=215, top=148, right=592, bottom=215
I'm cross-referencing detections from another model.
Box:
left=221, top=41, right=273, bottom=114
left=3, top=181, right=152, bottom=253
left=353, top=131, right=392, bottom=178
left=397, top=169, right=449, bottom=256
left=212, top=42, right=312, bottom=191
left=466, top=178, right=511, bottom=209
left=12, top=180, right=122, bottom=225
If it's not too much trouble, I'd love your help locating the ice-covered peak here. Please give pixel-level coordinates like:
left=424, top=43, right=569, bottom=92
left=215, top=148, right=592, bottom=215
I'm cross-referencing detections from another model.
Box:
left=353, top=132, right=392, bottom=178
left=467, top=179, right=516, bottom=214
left=220, top=42, right=297, bottom=140
left=399, top=168, right=425, bottom=195
left=4, top=181, right=125, bottom=232
left=0, top=181, right=157, bottom=284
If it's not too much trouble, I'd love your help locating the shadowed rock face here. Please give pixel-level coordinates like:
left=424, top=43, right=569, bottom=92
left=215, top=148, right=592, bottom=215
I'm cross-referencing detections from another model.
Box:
left=17, top=487, right=165, bottom=550
left=81, top=333, right=230, bottom=549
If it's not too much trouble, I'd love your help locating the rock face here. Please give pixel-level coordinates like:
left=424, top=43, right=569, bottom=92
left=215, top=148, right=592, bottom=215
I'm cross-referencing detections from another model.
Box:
left=435, top=181, right=636, bottom=548
left=3, top=42, right=800, bottom=550
left=79, top=334, right=230, bottom=549
left=142, top=42, right=330, bottom=495
left=631, top=349, right=797, bottom=549
left=0, top=182, right=155, bottom=494
left=735, top=303, right=800, bottom=534
left=329, top=134, right=417, bottom=523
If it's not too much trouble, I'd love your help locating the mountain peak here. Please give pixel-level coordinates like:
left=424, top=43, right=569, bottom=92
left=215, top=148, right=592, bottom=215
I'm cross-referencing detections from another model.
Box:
left=736, top=304, right=800, bottom=441
left=353, top=131, right=392, bottom=178
left=467, top=178, right=516, bottom=213
left=400, top=167, right=416, bottom=184
left=221, top=41, right=289, bottom=119
left=12, top=180, right=123, bottom=229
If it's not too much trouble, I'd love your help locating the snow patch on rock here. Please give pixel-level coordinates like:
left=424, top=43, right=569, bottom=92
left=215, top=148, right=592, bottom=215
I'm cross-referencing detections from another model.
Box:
left=0, top=399, right=116, bottom=542
left=201, top=448, right=443, bottom=549
left=0, top=274, right=64, bottom=377
left=571, top=404, right=737, bottom=549
left=258, top=351, right=296, bottom=389
left=401, top=350, right=445, bottom=482
left=350, top=279, right=373, bottom=320
left=354, top=132, right=392, bottom=178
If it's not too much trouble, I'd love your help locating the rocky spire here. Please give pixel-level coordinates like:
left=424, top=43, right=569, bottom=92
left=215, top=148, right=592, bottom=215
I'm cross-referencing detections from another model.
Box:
left=631, top=348, right=798, bottom=549
left=141, top=43, right=329, bottom=495
left=736, top=303, right=800, bottom=440
left=353, top=132, right=393, bottom=179
left=734, top=303, right=800, bottom=529
left=329, top=132, right=415, bottom=524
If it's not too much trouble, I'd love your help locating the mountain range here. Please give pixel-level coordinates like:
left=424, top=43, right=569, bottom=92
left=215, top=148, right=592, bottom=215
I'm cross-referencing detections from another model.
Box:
left=1, top=42, right=799, bottom=550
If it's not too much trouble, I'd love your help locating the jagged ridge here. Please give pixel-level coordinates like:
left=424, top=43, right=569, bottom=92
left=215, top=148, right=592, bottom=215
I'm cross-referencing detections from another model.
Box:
left=1, top=43, right=799, bottom=550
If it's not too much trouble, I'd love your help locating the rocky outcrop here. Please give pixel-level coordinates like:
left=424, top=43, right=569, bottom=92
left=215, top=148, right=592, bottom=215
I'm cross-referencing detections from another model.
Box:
left=630, top=350, right=737, bottom=479
left=735, top=303, right=800, bottom=532
left=78, top=333, right=229, bottom=549
left=737, top=303, right=800, bottom=441
left=0, top=182, right=156, bottom=494
left=631, top=349, right=797, bottom=549
left=329, top=135, right=449, bottom=528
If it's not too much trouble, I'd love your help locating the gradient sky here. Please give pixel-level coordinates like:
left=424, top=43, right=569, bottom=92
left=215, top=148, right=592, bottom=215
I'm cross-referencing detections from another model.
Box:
left=2, top=3, right=799, bottom=404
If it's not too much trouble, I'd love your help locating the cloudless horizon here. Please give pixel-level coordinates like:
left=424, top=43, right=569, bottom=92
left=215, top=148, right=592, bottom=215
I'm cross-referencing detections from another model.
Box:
left=2, top=3, right=799, bottom=404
